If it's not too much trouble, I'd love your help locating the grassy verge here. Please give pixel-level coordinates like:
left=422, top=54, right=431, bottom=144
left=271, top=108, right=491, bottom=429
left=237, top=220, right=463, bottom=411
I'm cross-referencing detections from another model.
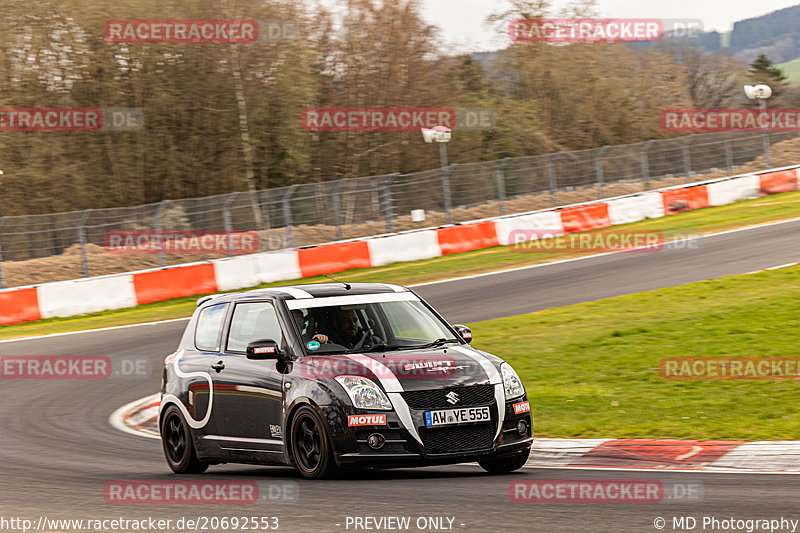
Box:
left=471, top=264, right=800, bottom=440
left=1, top=190, right=799, bottom=340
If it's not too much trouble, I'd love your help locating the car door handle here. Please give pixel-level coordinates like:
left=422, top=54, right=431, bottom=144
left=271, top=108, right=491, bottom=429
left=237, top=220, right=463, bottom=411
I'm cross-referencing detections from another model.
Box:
left=211, top=361, right=225, bottom=372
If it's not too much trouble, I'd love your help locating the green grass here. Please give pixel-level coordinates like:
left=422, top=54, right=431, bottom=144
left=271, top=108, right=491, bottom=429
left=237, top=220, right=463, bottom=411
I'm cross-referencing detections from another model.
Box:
left=777, top=57, right=800, bottom=85
left=1, top=190, right=799, bottom=340
left=471, top=265, right=800, bottom=440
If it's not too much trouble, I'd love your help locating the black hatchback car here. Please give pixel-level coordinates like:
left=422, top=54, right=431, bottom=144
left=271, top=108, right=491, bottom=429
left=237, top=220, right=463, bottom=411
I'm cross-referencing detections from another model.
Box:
left=159, top=283, right=532, bottom=478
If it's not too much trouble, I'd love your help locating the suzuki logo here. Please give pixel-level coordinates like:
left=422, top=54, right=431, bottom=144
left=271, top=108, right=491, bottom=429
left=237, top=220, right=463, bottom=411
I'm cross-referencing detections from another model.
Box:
left=445, top=391, right=460, bottom=405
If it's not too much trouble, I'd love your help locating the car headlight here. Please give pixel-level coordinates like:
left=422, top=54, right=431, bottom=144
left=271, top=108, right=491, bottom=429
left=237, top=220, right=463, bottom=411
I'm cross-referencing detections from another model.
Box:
left=335, top=376, right=393, bottom=410
left=501, top=363, right=525, bottom=400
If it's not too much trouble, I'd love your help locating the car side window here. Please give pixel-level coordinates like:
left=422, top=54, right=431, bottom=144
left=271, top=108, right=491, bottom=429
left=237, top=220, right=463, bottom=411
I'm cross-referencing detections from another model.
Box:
left=194, top=303, right=228, bottom=352
left=226, top=301, right=285, bottom=353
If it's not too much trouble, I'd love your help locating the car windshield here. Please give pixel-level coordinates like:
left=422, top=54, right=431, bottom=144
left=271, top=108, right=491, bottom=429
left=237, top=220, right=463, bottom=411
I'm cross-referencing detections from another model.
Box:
left=290, top=298, right=460, bottom=355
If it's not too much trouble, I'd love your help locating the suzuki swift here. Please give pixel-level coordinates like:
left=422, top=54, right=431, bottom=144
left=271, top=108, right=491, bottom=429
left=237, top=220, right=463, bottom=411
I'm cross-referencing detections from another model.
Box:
left=159, top=283, right=532, bottom=478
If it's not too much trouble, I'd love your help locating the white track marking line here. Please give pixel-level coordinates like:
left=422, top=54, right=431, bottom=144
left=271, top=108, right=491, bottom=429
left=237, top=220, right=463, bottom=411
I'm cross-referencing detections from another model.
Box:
left=0, top=317, right=190, bottom=344
left=766, top=262, right=798, bottom=270
left=5, top=216, right=800, bottom=344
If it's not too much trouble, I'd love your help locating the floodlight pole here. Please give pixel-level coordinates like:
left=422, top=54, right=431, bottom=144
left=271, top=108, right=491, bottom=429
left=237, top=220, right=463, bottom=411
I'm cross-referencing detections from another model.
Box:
left=439, top=141, right=448, bottom=169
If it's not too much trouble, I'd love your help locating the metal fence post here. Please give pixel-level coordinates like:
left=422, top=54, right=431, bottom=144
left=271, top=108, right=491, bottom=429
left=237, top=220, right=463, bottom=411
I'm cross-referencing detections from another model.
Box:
left=78, top=210, right=92, bottom=278
left=762, top=131, right=771, bottom=168
left=595, top=146, right=609, bottom=199
left=383, top=173, right=399, bottom=233
left=332, top=179, right=349, bottom=241
left=496, top=159, right=508, bottom=216
left=682, top=134, right=694, bottom=182
left=154, top=200, right=168, bottom=267
left=641, top=140, right=654, bottom=191
left=282, top=185, right=298, bottom=249
left=549, top=153, right=561, bottom=207
left=725, top=132, right=734, bottom=171
left=442, top=165, right=454, bottom=224
left=223, top=192, right=238, bottom=256
left=0, top=217, right=5, bottom=289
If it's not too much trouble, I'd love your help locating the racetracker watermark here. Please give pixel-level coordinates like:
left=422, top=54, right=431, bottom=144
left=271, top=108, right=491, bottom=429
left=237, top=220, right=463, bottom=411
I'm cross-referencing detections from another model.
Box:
left=0, top=108, right=143, bottom=132
left=661, top=357, right=800, bottom=380
left=509, top=480, right=703, bottom=503
left=509, top=18, right=703, bottom=43
left=299, top=355, right=473, bottom=380
left=510, top=229, right=664, bottom=253
left=103, top=231, right=258, bottom=254
left=103, top=481, right=297, bottom=504
left=302, top=108, right=453, bottom=132
left=104, top=19, right=298, bottom=43
left=661, top=108, right=800, bottom=132
left=0, top=356, right=150, bottom=379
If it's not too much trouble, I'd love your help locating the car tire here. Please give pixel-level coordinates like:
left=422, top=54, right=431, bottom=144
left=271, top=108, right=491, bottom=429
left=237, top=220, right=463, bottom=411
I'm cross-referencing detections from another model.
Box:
left=478, top=450, right=530, bottom=474
left=161, top=405, right=209, bottom=474
left=288, top=406, right=339, bottom=479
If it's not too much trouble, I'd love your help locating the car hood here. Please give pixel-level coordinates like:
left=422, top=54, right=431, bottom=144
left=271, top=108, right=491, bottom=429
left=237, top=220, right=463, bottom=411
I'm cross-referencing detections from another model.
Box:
left=298, top=345, right=502, bottom=392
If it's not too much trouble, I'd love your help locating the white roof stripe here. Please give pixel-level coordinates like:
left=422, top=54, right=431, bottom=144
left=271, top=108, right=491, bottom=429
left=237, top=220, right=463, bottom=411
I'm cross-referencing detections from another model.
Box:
left=286, top=292, right=418, bottom=309
left=280, top=287, right=314, bottom=299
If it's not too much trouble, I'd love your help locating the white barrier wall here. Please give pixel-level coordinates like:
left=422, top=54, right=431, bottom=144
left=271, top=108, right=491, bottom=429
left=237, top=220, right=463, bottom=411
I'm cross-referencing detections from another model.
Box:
left=494, top=211, right=565, bottom=246
left=706, top=175, right=761, bottom=206
left=366, top=230, right=442, bottom=266
left=606, top=192, right=664, bottom=225
left=37, top=275, right=138, bottom=319
left=252, top=250, right=302, bottom=284
left=212, top=255, right=263, bottom=292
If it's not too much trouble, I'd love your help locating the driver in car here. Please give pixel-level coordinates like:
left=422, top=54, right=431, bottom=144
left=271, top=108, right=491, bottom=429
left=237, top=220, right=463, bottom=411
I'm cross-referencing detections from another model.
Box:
left=322, top=308, right=367, bottom=349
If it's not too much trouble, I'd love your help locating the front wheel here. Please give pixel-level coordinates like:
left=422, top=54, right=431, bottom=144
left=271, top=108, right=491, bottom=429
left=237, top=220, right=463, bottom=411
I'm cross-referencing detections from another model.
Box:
left=478, top=450, right=530, bottom=474
left=161, top=405, right=209, bottom=474
left=288, top=406, right=339, bottom=479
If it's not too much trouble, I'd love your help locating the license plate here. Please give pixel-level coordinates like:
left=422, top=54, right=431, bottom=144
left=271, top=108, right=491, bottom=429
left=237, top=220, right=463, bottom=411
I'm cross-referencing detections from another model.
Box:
left=424, top=406, right=491, bottom=427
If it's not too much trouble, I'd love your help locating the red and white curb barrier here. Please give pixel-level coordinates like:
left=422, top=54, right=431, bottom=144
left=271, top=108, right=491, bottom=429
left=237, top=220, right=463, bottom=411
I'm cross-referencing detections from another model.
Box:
left=3, top=165, right=798, bottom=326
left=112, top=395, right=800, bottom=472
left=109, top=393, right=160, bottom=439
left=529, top=438, right=800, bottom=472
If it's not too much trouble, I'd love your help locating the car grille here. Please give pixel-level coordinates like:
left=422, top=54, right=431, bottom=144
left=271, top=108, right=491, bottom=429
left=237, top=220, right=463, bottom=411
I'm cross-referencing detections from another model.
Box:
left=419, top=423, right=495, bottom=453
left=401, top=384, right=495, bottom=409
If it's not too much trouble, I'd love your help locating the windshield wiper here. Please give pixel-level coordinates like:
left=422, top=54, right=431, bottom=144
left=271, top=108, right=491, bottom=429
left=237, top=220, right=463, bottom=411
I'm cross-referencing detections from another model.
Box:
left=397, top=338, right=459, bottom=350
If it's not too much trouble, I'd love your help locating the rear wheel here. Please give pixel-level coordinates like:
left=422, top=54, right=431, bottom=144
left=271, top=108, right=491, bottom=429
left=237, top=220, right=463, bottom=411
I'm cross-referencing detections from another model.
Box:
left=478, top=450, right=529, bottom=474
left=161, top=405, right=209, bottom=474
left=289, top=406, right=339, bottom=479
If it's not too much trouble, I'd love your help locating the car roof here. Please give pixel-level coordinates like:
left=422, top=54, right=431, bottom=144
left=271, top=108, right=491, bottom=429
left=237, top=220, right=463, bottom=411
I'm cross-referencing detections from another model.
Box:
left=197, top=282, right=410, bottom=307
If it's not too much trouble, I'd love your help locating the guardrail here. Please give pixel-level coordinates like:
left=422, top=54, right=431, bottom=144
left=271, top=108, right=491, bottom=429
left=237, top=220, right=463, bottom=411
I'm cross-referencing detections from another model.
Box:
left=0, top=130, right=797, bottom=289
left=0, top=164, right=796, bottom=326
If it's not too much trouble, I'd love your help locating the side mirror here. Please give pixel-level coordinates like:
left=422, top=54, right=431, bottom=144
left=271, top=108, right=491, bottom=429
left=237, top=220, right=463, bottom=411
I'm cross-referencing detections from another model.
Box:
left=246, top=339, right=283, bottom=360
left=453, top=324, right=472, bottom=344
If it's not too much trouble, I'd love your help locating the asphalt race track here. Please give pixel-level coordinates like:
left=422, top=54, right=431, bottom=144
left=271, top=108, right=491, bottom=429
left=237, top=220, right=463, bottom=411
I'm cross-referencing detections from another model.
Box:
left=1, top=219, right=799, bottom=533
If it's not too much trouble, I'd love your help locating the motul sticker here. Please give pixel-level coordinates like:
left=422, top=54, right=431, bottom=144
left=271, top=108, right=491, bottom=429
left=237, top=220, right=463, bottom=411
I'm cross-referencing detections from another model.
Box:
left=348, top=414, right=387, bottom=426
left=513, top=401, right=530, bottom=414
left=254, top=346, right=275, bottom=354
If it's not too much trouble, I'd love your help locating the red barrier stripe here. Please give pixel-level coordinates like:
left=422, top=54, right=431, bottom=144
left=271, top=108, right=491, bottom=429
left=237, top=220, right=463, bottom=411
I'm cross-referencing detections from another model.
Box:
left=660, top=186, right=709, bottom=215
left=560, top=203, right=611, bottom=233
left=0, top=288, right=41, bottom=325
left=436, top=221, right=499, bottom=255
left=297, top=241, right=372, bottom=278
left=132, top=264, right=218, bottom=305
left=759, top=169, right=799, bottom=194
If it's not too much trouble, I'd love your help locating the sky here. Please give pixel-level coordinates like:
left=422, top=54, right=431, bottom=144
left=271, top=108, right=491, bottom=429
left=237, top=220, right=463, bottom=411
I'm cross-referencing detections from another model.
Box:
left=419, top=0, right=800, bottom=53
